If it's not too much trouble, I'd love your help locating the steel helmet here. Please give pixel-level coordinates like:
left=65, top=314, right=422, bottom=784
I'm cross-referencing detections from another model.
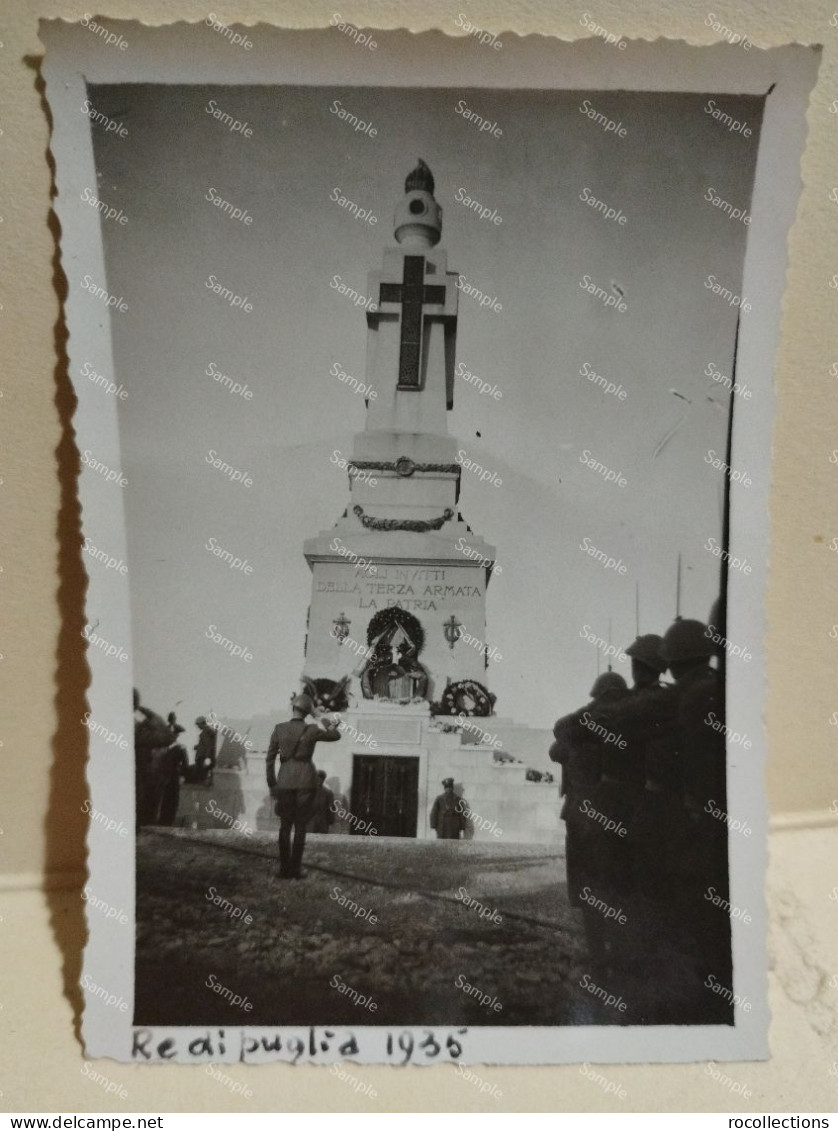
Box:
left=292, top=693, right=314, bottom=715
left=660, top=618, right=713, bottom=664
left=625, top=633, right=666, bottom=673
left=589, top=671, right=628, bottom=698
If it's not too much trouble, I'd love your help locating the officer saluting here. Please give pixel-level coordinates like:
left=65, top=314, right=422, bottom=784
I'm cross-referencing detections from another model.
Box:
left=429, top=778, right=467, bottom=839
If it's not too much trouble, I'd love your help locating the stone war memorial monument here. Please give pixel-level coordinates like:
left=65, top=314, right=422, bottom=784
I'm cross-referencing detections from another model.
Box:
left=182, top=160, right=556, bottom=843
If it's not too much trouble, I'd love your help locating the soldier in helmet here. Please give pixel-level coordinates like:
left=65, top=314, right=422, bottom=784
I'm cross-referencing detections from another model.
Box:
left=429, top=778, right=467, bottom=840
left=550, top=670, right=630, bottom=965
left=660, top=616, right=730, bottom=1005
left=266, top=693, right=342, bottom=879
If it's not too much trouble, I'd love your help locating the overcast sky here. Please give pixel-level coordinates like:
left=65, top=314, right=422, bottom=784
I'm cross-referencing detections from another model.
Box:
left=88, top=82, right=762, bottom=741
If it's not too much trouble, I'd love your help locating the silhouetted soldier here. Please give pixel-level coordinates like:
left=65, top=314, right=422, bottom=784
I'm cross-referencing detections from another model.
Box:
left=661, top=616, right=730, bottom=999
left=266, top=694, right=342, bottom=879
left=194, top=716, right=217, bottom=785
left=133, top=688, right=174, bottom=827
left=429, top=778, right=467, bottom=839
left=307, top=770, right=336, bottom=834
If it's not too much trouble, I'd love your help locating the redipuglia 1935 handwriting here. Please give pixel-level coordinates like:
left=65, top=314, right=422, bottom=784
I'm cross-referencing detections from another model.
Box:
left=132, top=1026, right=469, bottom=1065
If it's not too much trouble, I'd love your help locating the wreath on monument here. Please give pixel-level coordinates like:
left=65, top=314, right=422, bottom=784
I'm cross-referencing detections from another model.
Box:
left=366, top=607, right=425, bottom=654
left=301, top=676, right=350, bottom=713
left=437, top=679, right=494, bottom=717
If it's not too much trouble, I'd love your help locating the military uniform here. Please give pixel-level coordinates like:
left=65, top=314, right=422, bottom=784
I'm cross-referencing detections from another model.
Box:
left=429, top=780, right=466, bottom=839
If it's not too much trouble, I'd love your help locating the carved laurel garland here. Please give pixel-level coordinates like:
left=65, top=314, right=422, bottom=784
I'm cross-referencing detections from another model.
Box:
left=352, top=505, right=454, bottom=532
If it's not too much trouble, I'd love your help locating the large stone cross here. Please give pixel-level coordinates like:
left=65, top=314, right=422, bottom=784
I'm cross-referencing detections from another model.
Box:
left=378, top=255, right=448, bottom=390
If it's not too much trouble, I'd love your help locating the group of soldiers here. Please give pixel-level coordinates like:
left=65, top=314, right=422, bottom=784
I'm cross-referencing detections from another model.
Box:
left=550, top=607, right=731, bottom=1015
left=134, top=689, right=218, bottom=826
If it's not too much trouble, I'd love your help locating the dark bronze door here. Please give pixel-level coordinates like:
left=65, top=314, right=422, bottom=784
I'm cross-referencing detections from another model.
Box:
left=350, top=755, right=419, bottom=837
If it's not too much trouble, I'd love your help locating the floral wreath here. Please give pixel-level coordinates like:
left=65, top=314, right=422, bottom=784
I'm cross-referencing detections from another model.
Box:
left=437, top=679, right=494, bottom=717
left=366, top=607, right=425, bottom=654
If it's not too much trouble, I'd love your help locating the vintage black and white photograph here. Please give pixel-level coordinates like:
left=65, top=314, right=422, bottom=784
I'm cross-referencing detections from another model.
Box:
left=43, top=21, right=817, bottom=1066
